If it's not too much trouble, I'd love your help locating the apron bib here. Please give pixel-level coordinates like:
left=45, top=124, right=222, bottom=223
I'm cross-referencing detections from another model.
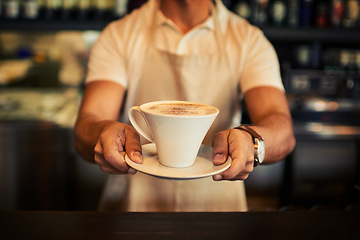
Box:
left=99, top=0, right=247, bottom=212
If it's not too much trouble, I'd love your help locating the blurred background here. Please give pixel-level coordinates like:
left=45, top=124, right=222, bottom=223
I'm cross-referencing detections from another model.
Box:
left=0, top=0, right=359, bottom=211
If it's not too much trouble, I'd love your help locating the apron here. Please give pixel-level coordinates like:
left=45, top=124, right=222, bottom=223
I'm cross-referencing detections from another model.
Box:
left=99, top=0, right=247, bottom=212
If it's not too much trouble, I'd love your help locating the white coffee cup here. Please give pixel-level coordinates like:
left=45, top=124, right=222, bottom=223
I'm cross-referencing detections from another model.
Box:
left=128, top=100, right=219, bottom=168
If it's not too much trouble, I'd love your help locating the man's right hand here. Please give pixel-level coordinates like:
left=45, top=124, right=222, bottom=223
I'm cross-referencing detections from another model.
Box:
left=94, top=122, right=143, bottom=175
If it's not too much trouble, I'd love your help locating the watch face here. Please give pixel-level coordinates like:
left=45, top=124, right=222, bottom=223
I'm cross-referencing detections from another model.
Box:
left=255, top=138, right=265, bottom=164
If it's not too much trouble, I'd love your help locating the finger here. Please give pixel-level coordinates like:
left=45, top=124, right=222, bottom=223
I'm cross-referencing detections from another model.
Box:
left=94, top=139, right=104, bottom=156
left=119, top=151, right=138, bottom=175
left=223, top=131, right=252, bottom=180
left=99, top=134, right=131, bottom=174
left=94, top=145, right=127, bottom=174
left=125, top=126, right=143, bottom=163
left=95, top=149, right=128, bottom=173
left=212, top=131, right=230, bottom=165
left=228, top=160, right=253, bottom=180
left=213, top=153, right=252, bottom=181
left=218, top=147, right=243, bottom=180
left=213, top=129, right=254, bottom=181
left=94, top=140, right=106, bottom=166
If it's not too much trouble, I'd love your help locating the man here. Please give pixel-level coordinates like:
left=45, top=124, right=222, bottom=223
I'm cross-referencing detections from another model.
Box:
left=74, top=0, right=295, bottom=211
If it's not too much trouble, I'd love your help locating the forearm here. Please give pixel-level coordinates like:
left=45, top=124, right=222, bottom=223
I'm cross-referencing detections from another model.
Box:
left=74, top=113, right=116, bottom=163
left=251, top=112, right=295, bottom=164
left=243, top=87, right=296, bottom=164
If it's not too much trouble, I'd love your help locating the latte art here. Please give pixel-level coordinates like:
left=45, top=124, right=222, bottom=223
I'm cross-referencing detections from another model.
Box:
left=143, top=102, right=218, bottom=116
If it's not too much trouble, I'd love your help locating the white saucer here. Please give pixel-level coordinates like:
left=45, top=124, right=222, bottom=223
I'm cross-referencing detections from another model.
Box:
left=125, top=143, right=231, bottom=180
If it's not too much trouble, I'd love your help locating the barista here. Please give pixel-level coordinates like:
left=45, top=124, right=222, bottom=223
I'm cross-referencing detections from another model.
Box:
left=74, top=0, right=296, bottom=211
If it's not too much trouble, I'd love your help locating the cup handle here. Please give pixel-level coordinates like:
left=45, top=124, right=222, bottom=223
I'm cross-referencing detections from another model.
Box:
left=128, top=106, right=154, bottom=142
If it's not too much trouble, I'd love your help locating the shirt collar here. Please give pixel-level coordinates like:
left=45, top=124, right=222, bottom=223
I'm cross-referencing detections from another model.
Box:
left=146, top=0, right=229, bottom=33
left=155, top=6, right=215, bottom=32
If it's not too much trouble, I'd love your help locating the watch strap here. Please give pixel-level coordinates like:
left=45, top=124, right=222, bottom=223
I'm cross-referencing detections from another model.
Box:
left=233, top=125, right=263, bottom=167
left=233, top=126, right=261, bottom=143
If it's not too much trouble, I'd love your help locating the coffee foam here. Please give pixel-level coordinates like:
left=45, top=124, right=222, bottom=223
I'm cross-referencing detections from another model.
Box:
left=143, top=102, right=218, bottom=116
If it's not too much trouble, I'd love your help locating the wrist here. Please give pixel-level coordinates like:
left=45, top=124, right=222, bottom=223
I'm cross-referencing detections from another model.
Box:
left=233, top=125, right=265, bottom=167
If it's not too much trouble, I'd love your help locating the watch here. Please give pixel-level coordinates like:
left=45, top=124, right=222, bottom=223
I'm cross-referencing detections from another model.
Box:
left=234, top=125, right=265, bottom=167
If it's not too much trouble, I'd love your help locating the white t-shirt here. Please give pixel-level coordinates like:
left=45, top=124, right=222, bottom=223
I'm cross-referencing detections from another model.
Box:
left=88, top=0, right=284, bottom=212
left=86, top=0, right=284, bottom=96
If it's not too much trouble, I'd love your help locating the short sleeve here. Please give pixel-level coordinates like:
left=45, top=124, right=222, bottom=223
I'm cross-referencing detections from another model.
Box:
left=239, top=29, right=284, bottom=94
left=86, top=22, right=128, bottom=88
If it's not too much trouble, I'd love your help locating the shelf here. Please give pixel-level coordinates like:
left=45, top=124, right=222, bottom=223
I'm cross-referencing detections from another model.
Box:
left=262, top=27, right=360, bottom=43
left=1, top=19, right=360, bottom=43
left=0, top=19, right=110, bottom=31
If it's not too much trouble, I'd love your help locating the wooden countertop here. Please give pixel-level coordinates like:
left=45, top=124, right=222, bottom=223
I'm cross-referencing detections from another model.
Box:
left=0, top=210, right=358, bottom=240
